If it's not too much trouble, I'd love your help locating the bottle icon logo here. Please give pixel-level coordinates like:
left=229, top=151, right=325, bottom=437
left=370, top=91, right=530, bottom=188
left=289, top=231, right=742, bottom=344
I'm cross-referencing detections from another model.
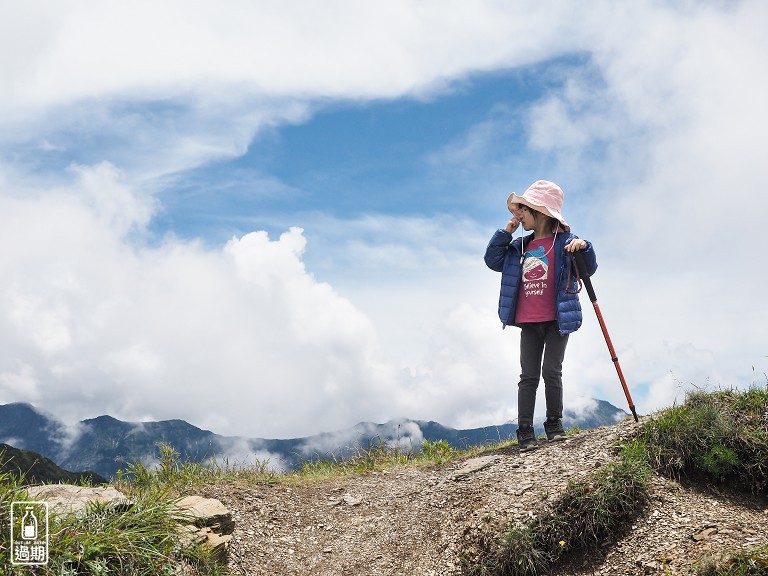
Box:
left=22, top=506, right=39, bottom=540
left=10, top=501, right=49, bottom=565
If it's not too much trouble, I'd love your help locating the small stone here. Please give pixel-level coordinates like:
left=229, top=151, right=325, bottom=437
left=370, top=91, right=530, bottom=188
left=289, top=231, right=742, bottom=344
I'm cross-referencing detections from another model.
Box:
left=198, top=532, right=230, bottom=562
left=176, top=523, right=207, bottom=547
left=513, top=482, right=534, bottom=496
left=452, top=456, right=499, bottom=480
left=692, top=527, right=718, bottom=541
left=641, top=559, right=661, bottom=573
left=343, top=494, right=362, bottom=506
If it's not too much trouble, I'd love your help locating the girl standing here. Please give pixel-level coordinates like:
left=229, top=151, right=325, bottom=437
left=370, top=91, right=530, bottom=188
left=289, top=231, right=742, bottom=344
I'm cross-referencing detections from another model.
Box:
left=484, top=180, right=597, bottom=451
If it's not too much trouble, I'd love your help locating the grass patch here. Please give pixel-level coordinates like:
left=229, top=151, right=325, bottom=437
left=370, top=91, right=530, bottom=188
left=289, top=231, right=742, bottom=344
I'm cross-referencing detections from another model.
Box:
left=1, top=444, right=238, bottom=575
left=112, top=442, right=281, bottom=499
left=1, top=471, right=225, bottom=575
left=297, top=436, right=416, bottom=478
left=298, top=436, right=500, bottom=479
left=463, top=440, right=652, bottom=576
left=0, top=468, right=26, bottom=570
left=640, top=384, right=768, bottom=493
left=690, top=545, right=768, bottom=576
left=44, top=491, right=224, bottom=576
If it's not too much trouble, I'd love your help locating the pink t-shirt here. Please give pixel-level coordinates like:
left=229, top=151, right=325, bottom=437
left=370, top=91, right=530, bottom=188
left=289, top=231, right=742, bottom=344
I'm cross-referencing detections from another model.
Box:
left=515, top=236, right=557, bottom=323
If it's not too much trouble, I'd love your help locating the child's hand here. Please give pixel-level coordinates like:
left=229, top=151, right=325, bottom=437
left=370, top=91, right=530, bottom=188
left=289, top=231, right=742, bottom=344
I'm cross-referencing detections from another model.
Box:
left=565, top=239, right=587, bottom=252
left=505, top=217, right=520, bottom=234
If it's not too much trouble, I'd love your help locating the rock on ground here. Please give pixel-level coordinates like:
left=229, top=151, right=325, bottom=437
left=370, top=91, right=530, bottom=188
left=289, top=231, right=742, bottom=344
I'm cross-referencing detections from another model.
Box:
left=24, top=485, right=132, bottom=515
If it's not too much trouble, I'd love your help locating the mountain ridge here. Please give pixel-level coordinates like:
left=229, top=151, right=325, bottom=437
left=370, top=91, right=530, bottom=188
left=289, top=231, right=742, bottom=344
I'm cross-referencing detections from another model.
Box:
left=0, top=400, right=626, bottom=479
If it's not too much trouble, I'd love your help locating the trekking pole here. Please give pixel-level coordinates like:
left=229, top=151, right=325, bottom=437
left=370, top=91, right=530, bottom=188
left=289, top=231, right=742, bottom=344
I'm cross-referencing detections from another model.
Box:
left=573, top=251, right=639, bottom=422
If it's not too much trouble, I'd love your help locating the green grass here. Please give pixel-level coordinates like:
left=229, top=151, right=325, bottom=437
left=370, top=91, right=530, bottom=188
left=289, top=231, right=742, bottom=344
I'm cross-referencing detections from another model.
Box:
left=0, top=468, right=25, bottom=570
left=1, top=444, right=239, bottom=575
left=1, top=469, right=226, bottom=575
left=112, top=436, right=483, bottom=492
left=640, top=385, right=768, bottom=493
left=690, top=546, right=768, bottom=576
left=113, top=442, right=280, bottom=497
left=462, top=441, right=652, bottom=576
left=42, top=491, right=223, bottom=576
left=297, top=436, right=498, bottom=479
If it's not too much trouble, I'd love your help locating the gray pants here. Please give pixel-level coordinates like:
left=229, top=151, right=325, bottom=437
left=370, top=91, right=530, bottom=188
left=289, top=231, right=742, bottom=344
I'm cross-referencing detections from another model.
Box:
left=518, top=321, right=569, bottom=427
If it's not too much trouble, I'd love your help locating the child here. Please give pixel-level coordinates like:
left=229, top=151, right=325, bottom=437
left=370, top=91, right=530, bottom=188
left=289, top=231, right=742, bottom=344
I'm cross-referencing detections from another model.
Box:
left=484, top=180, right=597, bottom=451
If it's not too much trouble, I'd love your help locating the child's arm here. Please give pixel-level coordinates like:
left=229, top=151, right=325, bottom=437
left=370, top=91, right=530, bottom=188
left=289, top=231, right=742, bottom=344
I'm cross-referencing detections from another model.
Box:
left=484, top=227, right=514, bottom=272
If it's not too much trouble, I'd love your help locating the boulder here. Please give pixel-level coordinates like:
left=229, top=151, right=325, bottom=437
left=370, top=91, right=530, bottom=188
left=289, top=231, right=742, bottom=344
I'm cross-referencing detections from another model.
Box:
left=173, top=495, right=234, bottom=535
left=171, top=495, right=234, bottom=561
left=24, top=484, right=132, bottom=515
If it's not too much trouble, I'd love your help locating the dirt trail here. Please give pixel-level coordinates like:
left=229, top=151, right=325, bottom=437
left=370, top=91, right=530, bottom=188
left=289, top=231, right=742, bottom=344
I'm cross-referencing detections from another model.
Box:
left=202, top=418, right=768, bottom=576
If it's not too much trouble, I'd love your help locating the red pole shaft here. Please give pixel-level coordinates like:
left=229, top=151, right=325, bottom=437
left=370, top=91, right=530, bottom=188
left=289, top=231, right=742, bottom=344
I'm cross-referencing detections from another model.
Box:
left=573, top=250, right=639, bottom=422
left=591, top=301, right=638, bottom=422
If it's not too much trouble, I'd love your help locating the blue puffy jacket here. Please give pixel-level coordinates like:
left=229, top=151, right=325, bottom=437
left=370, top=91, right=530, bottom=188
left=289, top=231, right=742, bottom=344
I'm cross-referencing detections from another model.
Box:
left=484, top=229, right=598, bottom=334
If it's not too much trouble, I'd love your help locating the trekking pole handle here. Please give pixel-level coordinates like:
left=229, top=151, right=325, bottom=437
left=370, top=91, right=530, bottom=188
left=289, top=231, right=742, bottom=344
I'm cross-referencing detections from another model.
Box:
left=573, top=250, right=597, bottom=303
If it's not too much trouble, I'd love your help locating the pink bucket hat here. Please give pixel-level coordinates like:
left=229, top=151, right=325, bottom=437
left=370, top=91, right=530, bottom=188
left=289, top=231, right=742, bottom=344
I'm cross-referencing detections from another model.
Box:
left=507, top=180, right=570, bottom=231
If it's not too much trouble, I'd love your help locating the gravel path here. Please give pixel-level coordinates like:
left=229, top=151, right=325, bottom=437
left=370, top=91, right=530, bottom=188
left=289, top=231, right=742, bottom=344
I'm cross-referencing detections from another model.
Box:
left=202, top=418, right=768, bottom=575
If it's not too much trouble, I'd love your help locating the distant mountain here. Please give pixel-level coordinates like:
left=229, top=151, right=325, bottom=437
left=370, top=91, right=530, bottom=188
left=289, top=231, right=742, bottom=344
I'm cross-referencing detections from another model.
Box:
left=0, top=400, right=627, bottom=480
left=0, top=443, right=107, bottom=485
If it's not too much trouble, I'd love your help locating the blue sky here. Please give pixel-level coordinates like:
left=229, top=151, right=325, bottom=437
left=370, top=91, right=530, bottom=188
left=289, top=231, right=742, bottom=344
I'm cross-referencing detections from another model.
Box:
left=1, top=1, right=766, bottom=449
left=150, top=65, right=556, bottom=242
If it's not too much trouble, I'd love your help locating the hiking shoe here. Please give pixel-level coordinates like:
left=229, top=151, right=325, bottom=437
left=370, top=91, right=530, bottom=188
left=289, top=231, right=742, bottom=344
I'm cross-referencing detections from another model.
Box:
left=516, top=425, right=538, bottom=452
left=544, top=418, right=567, bottom=442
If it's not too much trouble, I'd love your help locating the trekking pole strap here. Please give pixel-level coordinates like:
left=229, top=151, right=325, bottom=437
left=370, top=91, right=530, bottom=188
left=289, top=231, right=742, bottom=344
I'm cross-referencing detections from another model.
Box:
left=572, top=251, right=597, bottom=302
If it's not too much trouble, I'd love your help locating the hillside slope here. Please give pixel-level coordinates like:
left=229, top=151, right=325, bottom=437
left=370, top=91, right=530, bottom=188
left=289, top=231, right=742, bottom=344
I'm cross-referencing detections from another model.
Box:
left=0, top=443, right=107, bottom=485
left=201, top=417, right=767, bottom=576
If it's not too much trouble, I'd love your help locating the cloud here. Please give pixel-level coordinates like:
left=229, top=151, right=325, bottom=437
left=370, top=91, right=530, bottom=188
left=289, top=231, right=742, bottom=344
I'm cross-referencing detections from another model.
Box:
left=0, top=163, right=522, bottom=438
left=297, top=214, right=525, bottom=427
left=213, top=437, right=287, bottom=473
left=1, top=2, right=575, bottom=108
left=296, top=420, right=425, bottom=460
left=0, top=365, right=41, bottom=404
left=0, top=2, right=588, bottom=180
left=51, top=421, right=90, bottom=455
left=1, top=1, right=767, bottom=441
left=0, top=165, right=399, bottom=437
